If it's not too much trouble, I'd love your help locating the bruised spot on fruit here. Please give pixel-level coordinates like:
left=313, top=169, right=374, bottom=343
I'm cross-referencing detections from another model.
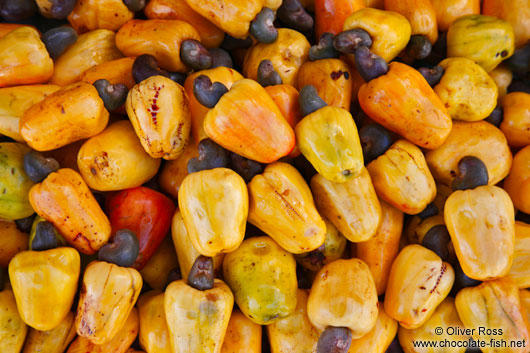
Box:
left=330, top=70, right=349, bottom=80
left=206, top=292, right=218, bottom=302
left=186, top=310, right=198, bottom=320
left=199, top=300, right=219, bottom=317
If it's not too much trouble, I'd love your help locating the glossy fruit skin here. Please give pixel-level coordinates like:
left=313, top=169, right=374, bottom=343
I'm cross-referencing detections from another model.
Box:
left=171, top=210, right=224, bottom=281
left=126, top=75, right=191, bottom=160
left=349, top=303, right=398, bottom=353
left=0, top=219, right=28, bottom=267
left=179, top=168, right=248, bottom=257
left=67, top=0, right=133, bottom=33
left=137, top=291, right=172, bottom=353
left=500, top=92, right=530, bottom=147
left=243, top=28, right=311, bottom=88
left=116, top=19, right=200, bottom=73
left=367, top=140, right=437, bottom=215
left=223, top=236, right=297, bottom=325
left=298, top=59, right=352, bottom=111
left=106, top=186, right=175, bottom=270
left=159, top=143, right=198, bottom=200
left=221, top=309, right=262, bottom=353
left=29, top=168, right=111, bottom=255
left=482, top=0, right=530, bottom=49
left=447, top=14, right=515, bottom=73
left=296, top=106, right=363, bottom=183
left=204, top=79, right=295, bottom=163
left=508, top=221, right=530, bottom=288
left=248, top=162, right=325, bottom=254
left=139, top=235, right=179, bottom=290
left=0, top=290, right=27, bottom=353
left=78, top=121, right=161, bottom=191
left=398, top=297, right=467, bottom=353
left=311, top=167, right=382, bottom=242
left=384, top=245, right=454, bottom=330
left=51, top=29, right=123, bottom=86
left=0, top=84, right=59, bottom=142
left=164, top=279, right=234, bottom=353
left=426, top=120, right=512, bottom=188
left=22, top=311, right=76, bottom=353
left=0, top=23, right=37, bottom=38
left=490, top=65, right=513, bottom=105
left=145, top=0, right=224, bottom=48
left=444, top=185, right=515, bottom=281
left=295, top=218, right=347, bottom=272
left=342, top=8, right=411, bottom=62
left=358, top=62, right=452, bottom=150
left=0, top=143, right=35, bottom=220
left=8, top=247, right=80, bottom=331
left=434, top=57, right=498, bottom=121
left=384, top=0, right=438, bottom=44
left=356, top=200, right=403, bottom=295
left=81, top=57, right=136, bottom=90
left=184, top=0, right=261, bottom=38
left=505, top=144, right=530, bottom=214
left=264, top=84, right=302, bottom=130
left=20, top=82, right=109, bottom=152
left=521, top=289, right=530, bottom=319
left=314, top=0, right=365, bottom=39
left=431, top=0, right=479, bottom=32
left=455, top=278, right=530, bottom=353
left=75, top=261, right=142, bottom=345
left=307, top=258, right=378, bottom=338
left=68, top=307, right=139, bottom=353
left=0, top=27, right=53, bottom=88
left=267, top=289, right=319, bottom=353
left=184, top=67, right=243, bottom=144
